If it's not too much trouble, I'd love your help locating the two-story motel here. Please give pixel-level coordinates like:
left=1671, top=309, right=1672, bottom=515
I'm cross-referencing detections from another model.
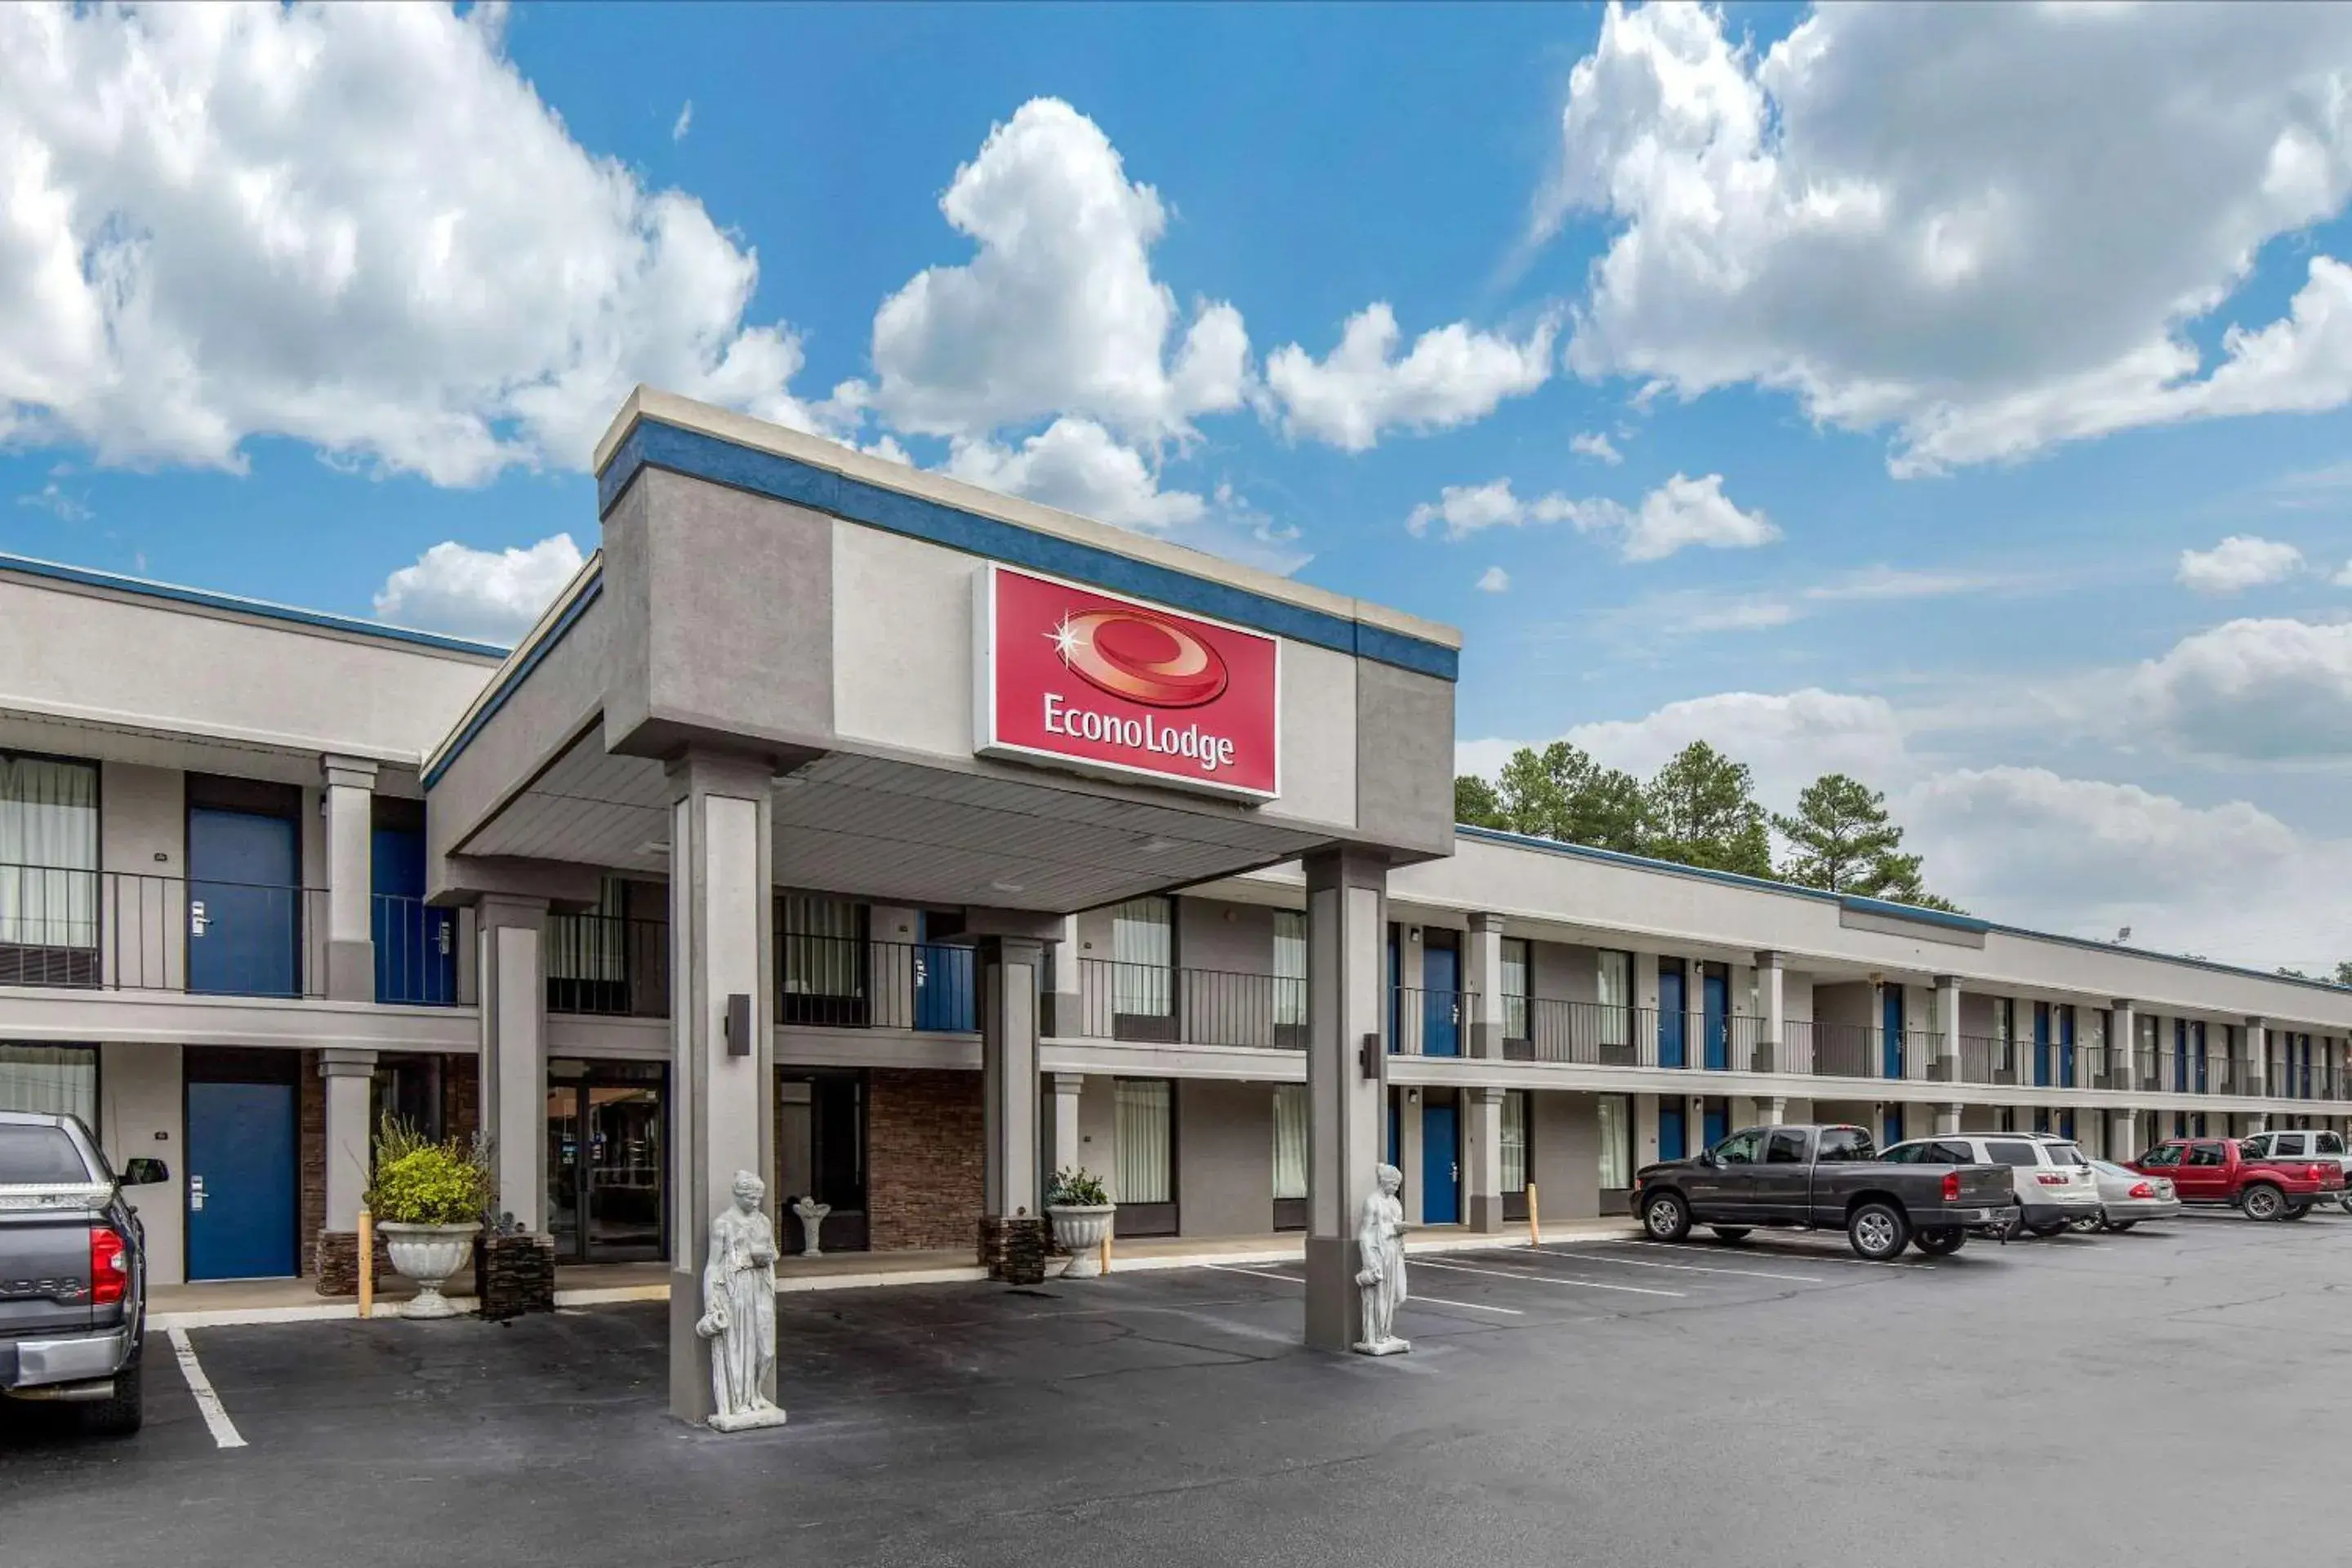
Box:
left=2, top=389, right=2347, bottom=1418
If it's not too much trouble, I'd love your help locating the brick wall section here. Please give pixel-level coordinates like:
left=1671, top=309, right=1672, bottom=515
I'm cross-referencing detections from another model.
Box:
left=297, top=1050, right=325, bottom=1276
left=866, top=1069, right=984, bottom=1252
left=443, top=1054, right=479, bottom=1146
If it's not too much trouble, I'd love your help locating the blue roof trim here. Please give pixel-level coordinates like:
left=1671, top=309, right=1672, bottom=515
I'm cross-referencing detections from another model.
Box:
left=597, top=417, right=1460, bottom=682
left=0, top=550, right=509, bottom=659
left=1455, top=823, right=2352, bottom=999
left=421, top=573, right=604, bottom=791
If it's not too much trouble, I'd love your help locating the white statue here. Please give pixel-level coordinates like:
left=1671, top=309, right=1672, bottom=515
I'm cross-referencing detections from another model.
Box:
left=1352, top=1163, right=1410, bottom=1356
left=693, top=1170, right=786, bottom=1431
left=791, top=1196, right=831, bottom=1258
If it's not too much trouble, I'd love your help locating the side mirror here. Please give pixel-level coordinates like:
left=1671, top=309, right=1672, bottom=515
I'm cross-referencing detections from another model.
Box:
left=121, top=1157, right=170, bottom=1187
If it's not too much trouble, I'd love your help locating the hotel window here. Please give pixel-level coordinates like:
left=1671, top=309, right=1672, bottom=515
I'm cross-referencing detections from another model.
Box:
left=546, top=877, right=631, bottom=1013
left=0, top=754, right=100, bottom=987
left=1272, top=1083, right=1308, bottom=1205
left=1597, top=948, right=1632, bottom=1047
left=1114, top=1078, right=1176, bottom=1235
left=1598, top=1094, right=1632, bottom=1190
left=1111, top=896, right=1174, bottom=1027
left=1501, top=938, right=1530, bottom=1042
left=1501, top=1089, right=1529, bottom=1195
left=1272, top=911, right=1307, bottom=1046
left=778, top=894, right=868, bottom=1026
left=0, top=1043, right=97, bottom=1128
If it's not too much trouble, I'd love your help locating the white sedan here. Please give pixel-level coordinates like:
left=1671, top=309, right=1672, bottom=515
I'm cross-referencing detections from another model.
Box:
left=2074, top=1157, right=2181, bottom=1232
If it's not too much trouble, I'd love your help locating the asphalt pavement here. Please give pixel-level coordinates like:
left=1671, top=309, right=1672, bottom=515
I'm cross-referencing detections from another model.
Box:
left=5, top=1211, right=2348, bottom=1567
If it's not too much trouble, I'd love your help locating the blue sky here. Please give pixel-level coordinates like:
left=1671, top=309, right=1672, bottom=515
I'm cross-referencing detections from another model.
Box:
left=5, top=2, right=2352, bottom=967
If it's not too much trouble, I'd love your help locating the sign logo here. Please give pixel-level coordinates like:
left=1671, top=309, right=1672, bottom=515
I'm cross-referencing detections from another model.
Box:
left=976, top=565, right=1279, bottom=800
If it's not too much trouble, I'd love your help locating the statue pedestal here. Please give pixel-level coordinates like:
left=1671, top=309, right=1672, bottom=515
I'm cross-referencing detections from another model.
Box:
left=1352, top=1336, right=1411, bottom=1357
left=707, top=1404, right=789, bottom=1433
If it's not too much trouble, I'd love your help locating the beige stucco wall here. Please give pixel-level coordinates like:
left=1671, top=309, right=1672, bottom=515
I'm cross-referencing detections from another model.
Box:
left=1176, top=1079, right=1272, bottom=1236
left=99, top=1041, right=185, bottom=1287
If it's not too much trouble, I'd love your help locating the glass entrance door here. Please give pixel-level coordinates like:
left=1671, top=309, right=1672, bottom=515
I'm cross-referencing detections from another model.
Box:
left=546, top=1058, right=667, bottom=1264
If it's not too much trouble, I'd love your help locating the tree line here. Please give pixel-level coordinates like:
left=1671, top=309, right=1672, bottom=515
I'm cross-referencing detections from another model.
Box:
left=1454, top=739, right=1962, bottom=912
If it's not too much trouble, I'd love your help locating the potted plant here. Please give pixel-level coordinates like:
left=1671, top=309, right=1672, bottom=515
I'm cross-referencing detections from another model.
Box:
left=1045, top=1167, right=1116, bottom=1278
left=367, top=1118, right=489, bottom=1320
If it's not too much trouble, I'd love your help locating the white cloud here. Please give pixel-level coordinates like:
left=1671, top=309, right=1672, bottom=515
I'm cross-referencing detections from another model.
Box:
left=2337, top=559, right=2352, bottom=587
left=1405, top=479, right=1576, bottom=541
left=2125, top=617, right=2352, bottom=760
left=15, top=481, right=88, bottom=522
left=671, top=100, right=693, bottom=142
left=373, top=533, right=586, bottom=643
left=844, top=98, right=1249, bottom=444
left=1477, top=566, right=1510, bottom=593
left=0, top=3, right=821, bottom=485
left=942, top=416, right=1205, bottom=532
left=1546, top=3, right=2352, bottom=474
left=2176, top=536, right=2306, bottom=594
left=1570, top=430, right=1624, bottom=465
left=1570, top=473, right=1780, bottom=562
left=1264, top=304, right=1555, bottom=452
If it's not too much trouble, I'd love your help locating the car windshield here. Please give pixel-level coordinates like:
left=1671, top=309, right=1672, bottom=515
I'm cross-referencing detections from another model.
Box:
left=2042, top=1143, right=2087, bottom=1167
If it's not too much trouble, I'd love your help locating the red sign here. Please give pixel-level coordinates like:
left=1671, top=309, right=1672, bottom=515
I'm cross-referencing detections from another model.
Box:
left=975, top=565, right=1280, bottom=800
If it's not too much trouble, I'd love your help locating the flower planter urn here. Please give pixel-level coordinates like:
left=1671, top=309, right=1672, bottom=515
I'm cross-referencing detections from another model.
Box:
left=377, top=1222, right=480, bottom=1318
left=791, top=1197, right=831, bottom=1258
left=1047, top=1204, right=1116, bottom=1278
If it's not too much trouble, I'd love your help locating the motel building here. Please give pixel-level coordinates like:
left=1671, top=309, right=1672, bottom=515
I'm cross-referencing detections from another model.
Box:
left=3, top=389, right=2350, bottom=1418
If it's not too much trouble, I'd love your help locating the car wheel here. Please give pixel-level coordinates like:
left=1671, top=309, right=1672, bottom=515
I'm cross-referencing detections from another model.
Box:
left=1913, top=1227, right=1966, bottom=1256
left=1641, top=1190, right=1691, bottom=1243
left=1708, top=1227, right=1752, bottom=1242
left=2242, top=1183, right=2286, bottom=1221
left=2024, top=1221, right=2069, bottom=1238
left=1848, top=1201, right=1911, bottom=1261
left=2067, top=1214, right=2103, bottom=1234
left=79, top=1343, right=144, bottom=1438
left=2102, top=1219, right=2138, bottom=1233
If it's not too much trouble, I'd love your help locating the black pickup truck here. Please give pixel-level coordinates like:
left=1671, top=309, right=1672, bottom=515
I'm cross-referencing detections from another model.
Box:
left=1631, top=1122, right=2020, bottom=1261
left=2, top=1111, right=169, bottom=1435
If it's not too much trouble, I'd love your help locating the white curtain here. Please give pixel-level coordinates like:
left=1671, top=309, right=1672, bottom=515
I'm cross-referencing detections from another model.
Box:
left=781, top=893, right=862, bottom=997
left=1271, top=1083, right=1308, bottom=1200
left=548, top=876, right=627, bottom=982
left=1111, top=898, right=1171, bottom=1017
left=1597, top=1094, right=1631, bottom=1189
left=1502, top=939, right=1530, bottom=1040
left=1501, top=1089, right=1527, bottom=1192
left=1115, top=1079, right=1171, bottom=1203
left=0, top=1044, right=97, bottom=1125
left=0, top=758, right=98, bottom=949
left=1597, top=949, right=1631, bottom=1047
left=1272, top=912, right=1307, bottom=1027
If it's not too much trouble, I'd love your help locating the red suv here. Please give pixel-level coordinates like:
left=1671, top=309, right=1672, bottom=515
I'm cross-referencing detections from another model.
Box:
left=2131, top=1138, right=2344, bottom=1221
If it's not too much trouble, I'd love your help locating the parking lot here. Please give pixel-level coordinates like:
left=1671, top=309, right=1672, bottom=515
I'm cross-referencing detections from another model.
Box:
left=7, top=1213, right=2350, bottom=1567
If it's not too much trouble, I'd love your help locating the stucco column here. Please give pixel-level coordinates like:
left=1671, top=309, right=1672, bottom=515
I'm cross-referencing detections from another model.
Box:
left=1935, top=975, right=1962, bottom=1085
left=2109, top=1108, right=2135, bottom=1161
left=2244, top=1018, right=2267, bottom=1100
left=978, top=933, right=1046, bottom=1280
left=1753, top=951, right=1784, bottom=1072
left=1046, top=915, right=1084, bottom=1040
left=313, top=1047, right=378, bottom=1294
left=1762, top=1097, right=1786, bottom=1127
left=664, top=751, right=776, bottom=1426
left=1935, top=1102, right=1962, bottom=1136
left=1303, top=847, right=1388, bottom=1354
left=1398, top=1093, right=1425, bottom=1225
left=1466, top=912, right=1506, bottom=1058
left=321, top=755, right=378, bottom=1003
left=1048, top=1071, right=1085, bottom=1181
left=1463, top=1085, right=1504, bottom=1233
left=477, top=894, right=548, bottom=1234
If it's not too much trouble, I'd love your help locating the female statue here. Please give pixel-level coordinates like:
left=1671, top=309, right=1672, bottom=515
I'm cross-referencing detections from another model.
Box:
left=694, top=1169, right=786, bottom=1429
left=1352, top=1162, right=1410, bottom=1355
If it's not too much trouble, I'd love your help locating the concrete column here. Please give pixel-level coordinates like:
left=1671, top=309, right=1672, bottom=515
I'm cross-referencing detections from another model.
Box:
left=1303, top=847, right=1388, bottom=1354
left=2106, top=1109, right=2134, bottom=1160
left=1753, top=951, right=1784, bottom=1072
left=1048, top=1071, right=1085, bottom=1179
left=477, top=894, right=548, bottom=1233
left=1935, top=975, right=1962, bottom=1084
left=1463, top=1086, right=1504, bottom=1233
left=1935, top=1102, right=1962, bottom=1136
left=2244, top=1018, right=2267, bottom=1100
left=978, top=933, right=1047, bottom=1279
left=1466, top=912, right=1505, bottom=1059
left=313, top=1047, right=379, bottom=1293
left=1398, top=1092, right=1425, bottom=1224
left=1762, top=1097, right=1787, bottom=1126
left=663, top=751, right=776, bottom=1426
left=321, top=755, right=378, bottom=1003
left=1047, top=915, right=1084, bottom=1040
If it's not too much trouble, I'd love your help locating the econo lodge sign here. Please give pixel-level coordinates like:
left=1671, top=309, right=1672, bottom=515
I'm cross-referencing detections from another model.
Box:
left=974, top=564, right=1280, bottom=800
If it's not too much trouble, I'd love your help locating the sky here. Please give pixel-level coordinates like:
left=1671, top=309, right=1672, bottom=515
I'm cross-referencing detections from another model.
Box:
left=2, top=1, right=2351, bottom=972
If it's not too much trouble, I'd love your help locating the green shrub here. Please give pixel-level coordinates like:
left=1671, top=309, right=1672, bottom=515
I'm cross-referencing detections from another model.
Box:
left=1047, top=1166, right=1111, bottom=1207
left=366, top=1116, right=489, bottom=1226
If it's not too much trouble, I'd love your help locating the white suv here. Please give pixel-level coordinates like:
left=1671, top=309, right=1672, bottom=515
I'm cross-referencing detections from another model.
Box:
left=2241, top=1129, right=2352, bottom=1212
left=1882, top=1132, right=2102, bottom=1236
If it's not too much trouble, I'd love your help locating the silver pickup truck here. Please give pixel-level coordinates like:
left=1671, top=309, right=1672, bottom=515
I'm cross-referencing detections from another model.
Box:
left=2240, top=1129, right=2352, bottom=1214
left=1, top=1110, right=169, bottom=1436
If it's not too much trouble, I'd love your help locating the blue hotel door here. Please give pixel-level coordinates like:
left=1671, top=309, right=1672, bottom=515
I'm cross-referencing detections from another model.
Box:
left=1659, top=1103, right=1686, bottom=1161
left=1702, top=1101, right=1729, bottom=1149
left=1422, top=942, right=1461, bottom=1058
left=1882, top=987, right=1906, bottom=1080
left=913, top=913, right=974, bottom=1032
left=1703, top=970, right=1729, bottom=1071
left=189, top=806, right=300, bottom=996
left=372, top=826, right=456, bottom=1004
left=1659, top=964, right=1686, bottom=1068
left=1422, top=1102, right=1459, bottom=1224
left=185, top=1080, right=297, bottom=1280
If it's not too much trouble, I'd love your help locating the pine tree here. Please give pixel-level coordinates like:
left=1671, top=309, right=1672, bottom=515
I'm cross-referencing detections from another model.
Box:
left=1772, top=771, right=1958, bottom=909
left=1643, top=742, right=1772, bottom=877
left=1454, top=742, right=1647, bottom=853
left=1454, top=773, right=1504, bottom=828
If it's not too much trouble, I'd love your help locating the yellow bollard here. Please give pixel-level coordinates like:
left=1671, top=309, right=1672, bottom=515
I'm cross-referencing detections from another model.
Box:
left=356, top=1206, right=374, bottom=1320
left=1526, top=1183, right=1541, bottom=1248
left=1100, top=1228, right=1113, bottom=1277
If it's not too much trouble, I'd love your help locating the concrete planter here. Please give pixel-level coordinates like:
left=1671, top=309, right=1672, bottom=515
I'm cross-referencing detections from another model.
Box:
left=378, top=1222, right=479, bottom=1319
left=1047, top=1204, right=1116, bottom=1278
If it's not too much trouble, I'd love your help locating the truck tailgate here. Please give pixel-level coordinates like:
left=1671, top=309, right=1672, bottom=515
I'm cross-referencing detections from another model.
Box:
left=0, top=1211, right=96, bottom=1340
left=1954, top=1165, right=2015, bottom=1207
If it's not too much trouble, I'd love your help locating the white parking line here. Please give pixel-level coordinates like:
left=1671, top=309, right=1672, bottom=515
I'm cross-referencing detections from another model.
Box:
left=1592, top=1240, right=1931, bottom=1272
left=1532, top=1246, right=1822, bottom=1284
left=1202, top=1263, right=1526, bottom=1317
left=1413, top=1258, right=1684, bottom=1298
left=1204, top=1263, right=1304, bottom=1284
left=166, top=1327, right=246, bottom=1450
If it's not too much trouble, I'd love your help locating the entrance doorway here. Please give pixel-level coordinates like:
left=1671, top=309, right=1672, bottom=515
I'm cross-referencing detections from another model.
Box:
left=1421, top=1097, right=1460, bottom=1224
left=184, top=1047, right=298, bottom=1281
left=546, top=1058, right=666, bottom=1264
left=777, top=1071, right=868, bottom=1253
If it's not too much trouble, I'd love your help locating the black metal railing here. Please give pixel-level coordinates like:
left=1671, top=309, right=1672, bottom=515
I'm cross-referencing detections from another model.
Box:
left=2136, top=1047, right=2161, bottom=1092
left=1509, top=999, right=1652, bottom=1066
left=1811, top=1022, right=1878, bottom=1079
left=1071, top=958, right=1307, bottom=1049
left=372, top=894, right=458, bottom=1006
left=777, top=933, right=978, bottom=1032
left=546, top=912, right=670, bottom=1018
left=0, top=863, right=325, bottom=997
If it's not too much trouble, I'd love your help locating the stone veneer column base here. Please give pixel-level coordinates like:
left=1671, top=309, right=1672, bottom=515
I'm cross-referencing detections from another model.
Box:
left=313, top=1227, right=394, bottom=1297
left=474, top=1233, right=558, bottom=1320
left=977, top=1216, right=1049, bottom=1284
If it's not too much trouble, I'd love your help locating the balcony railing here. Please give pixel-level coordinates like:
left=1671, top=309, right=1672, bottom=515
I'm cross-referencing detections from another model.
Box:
left=546, top=912, right=670, bottom=1018
left=778, top=933, right=976, bottom=1032
left=1811, top=1021, right=1878, bottom=1079
left=1072, top=958, right=1307, bottom=1049
left=1508, top=999, right=1652, bottom=1066
left=0, top=863, right=326, bottom=998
